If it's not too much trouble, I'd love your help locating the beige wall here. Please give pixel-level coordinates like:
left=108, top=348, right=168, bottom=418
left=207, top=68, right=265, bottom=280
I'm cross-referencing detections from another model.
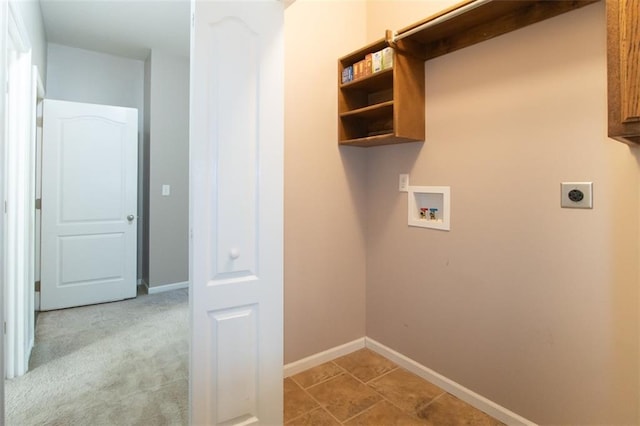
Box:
left=284, top=0, right=368, bottom=363
left=365, top=1, right=639, bottom=424
left=284, top=1, right=639, bottom=422
left=366, top=0, right=458, bottom=40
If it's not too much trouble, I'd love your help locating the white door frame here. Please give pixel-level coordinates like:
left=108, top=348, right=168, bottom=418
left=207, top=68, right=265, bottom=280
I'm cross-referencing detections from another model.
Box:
left=4, top=0, right=35, bottom=379
left=33, top=65, right=44, bottom=312
left=0, top=0, right=7, bottom=420
left=22, top=63, right=42, bottom=363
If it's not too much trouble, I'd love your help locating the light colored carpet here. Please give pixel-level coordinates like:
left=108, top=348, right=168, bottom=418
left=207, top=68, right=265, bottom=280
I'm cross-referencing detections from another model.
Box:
left=6, top=288, right=189, bottom=426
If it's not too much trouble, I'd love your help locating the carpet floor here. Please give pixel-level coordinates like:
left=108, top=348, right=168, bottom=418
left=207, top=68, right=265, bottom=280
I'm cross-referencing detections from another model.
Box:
left=5, top=288, right=189, bottom=426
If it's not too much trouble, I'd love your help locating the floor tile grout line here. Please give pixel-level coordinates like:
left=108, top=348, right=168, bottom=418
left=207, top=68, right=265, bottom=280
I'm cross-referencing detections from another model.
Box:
left=420, top=390, right=448, bottom=411
left=334, top=349, right=400, bottom=384
left=292, top=361, right=348, bottom=390
left=315, top=372, right=440, bottom=425
left=284, top=378, right=321, bottom=423
left=363, top=365, right=400, bottom=385
left=329, top=351, right=413, bottom=422
left=331, top=365, right=402, bottom=423
left=377, top=387, right=447, bottom=424
left=285, top=407, right=327, bottom=425
left=331, top=356, right=442, bottom=424
left=330, top=360, right=349, bottom=375
left=340, top=399, right=388, bottom=424
left=302, top=371, right=348, bottom=391
left=356, top=373, right=424, bottom=422
left=297, top=377, right=346, bottom=425
left=367, top=367, right=450, bottom=423
left=340, top=364, right=399, bottom=387
left=288, top=375, right=305, bottom=389
left=293, top=365, right=388, bottom=424
left=340, top=351, right=453, bottom=421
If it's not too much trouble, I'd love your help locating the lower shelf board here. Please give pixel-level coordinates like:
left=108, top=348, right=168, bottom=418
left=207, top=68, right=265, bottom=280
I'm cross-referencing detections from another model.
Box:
left=339, top=133, right=424, bottom=147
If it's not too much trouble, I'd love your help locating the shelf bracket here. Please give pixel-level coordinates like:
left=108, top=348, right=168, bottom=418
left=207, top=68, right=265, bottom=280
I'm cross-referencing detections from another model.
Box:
left=385, top=29, right=427, bottom=61
left=385, top=29, right=398, bottom=48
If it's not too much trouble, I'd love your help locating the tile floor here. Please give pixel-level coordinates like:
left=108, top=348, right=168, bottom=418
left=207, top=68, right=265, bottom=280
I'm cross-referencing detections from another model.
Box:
left=284, top=348, right=504, bottom=425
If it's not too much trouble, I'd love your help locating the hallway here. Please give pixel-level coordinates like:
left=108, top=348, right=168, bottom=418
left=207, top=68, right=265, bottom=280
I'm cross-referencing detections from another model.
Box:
left=5, top=289, right=188, bottom=425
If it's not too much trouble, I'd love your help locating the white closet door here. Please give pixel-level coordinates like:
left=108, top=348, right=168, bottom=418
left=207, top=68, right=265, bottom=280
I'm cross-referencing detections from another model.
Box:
left=190, top=1, right=284, bottom=424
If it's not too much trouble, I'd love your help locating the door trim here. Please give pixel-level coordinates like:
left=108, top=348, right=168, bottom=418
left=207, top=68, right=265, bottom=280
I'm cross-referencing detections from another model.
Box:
left=4, top=0, right=35, bottom=379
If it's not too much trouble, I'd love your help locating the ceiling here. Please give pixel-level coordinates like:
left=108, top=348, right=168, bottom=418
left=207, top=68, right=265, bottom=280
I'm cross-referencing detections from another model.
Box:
left=39, top=0, right=191, bottom=60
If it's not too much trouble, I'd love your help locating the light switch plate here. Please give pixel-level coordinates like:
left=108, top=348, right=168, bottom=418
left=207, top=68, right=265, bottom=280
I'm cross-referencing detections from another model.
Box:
left=162, top=184, right=171, bottom=196
left=561, top=182, right=592, bottom=209
left=399, top=174, right=409, bottom=192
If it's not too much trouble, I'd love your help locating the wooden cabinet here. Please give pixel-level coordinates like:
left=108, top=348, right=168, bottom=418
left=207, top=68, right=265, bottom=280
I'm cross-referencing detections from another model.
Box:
left=338, top=39, right=425, bottom=147
left=607, top=0, right=640, bottom=145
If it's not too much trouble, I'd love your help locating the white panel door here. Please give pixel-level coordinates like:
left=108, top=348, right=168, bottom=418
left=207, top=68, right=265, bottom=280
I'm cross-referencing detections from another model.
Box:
left=190, top=1, right=284, bottom=424
left=41, top=99, right=138, bottom=311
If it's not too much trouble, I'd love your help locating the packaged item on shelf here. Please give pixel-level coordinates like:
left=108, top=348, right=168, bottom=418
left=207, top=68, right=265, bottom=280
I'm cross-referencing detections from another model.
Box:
left=354, top=60, right=365, bottom=80
left=372, top=50, right=382, bottom=73
left=381, top=47, right=394, bottom=69
left=341, top=65, right=353, bottom=84
left=364, top=53, right=373, bottom=76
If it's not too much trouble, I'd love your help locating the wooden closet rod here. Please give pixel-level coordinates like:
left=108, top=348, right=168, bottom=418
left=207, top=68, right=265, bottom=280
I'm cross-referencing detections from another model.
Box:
left=387, top=0, right=492, bottom=43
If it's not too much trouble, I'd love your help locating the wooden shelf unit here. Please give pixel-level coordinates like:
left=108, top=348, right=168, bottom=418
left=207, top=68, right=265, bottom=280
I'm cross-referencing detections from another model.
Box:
left=337, top=0, right=600, bottom=148
left=338, top=39, right=425, bottom=147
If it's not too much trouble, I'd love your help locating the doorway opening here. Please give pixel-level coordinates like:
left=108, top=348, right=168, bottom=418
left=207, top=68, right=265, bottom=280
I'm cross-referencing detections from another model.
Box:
left=4, top=0, right=38, bottom=381
left=4, top=1, right=191, bottom=423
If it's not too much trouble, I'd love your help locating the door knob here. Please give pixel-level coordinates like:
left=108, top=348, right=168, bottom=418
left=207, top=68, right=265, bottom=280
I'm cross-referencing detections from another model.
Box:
left=127, top=214, right=135, bottom=222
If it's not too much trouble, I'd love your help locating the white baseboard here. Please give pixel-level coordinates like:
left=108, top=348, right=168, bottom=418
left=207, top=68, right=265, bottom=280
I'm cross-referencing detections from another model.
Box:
left=145, top=280, right=189, bottom=294
left=26, top=336, right=34, bottom=368
left=365, top=337, right=536, bottom=426
left=283, top=337, right=365, bottom=378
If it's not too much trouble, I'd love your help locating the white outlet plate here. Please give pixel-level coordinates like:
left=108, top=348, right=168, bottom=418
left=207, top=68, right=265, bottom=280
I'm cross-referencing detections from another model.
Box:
left=561, top=182, right=592, bottom=209
left=399, top=174, right=409, bottom=192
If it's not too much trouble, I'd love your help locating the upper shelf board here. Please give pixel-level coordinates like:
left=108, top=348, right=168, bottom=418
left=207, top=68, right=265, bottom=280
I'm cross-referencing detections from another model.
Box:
left=395, top=0, right=600, bottom=60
